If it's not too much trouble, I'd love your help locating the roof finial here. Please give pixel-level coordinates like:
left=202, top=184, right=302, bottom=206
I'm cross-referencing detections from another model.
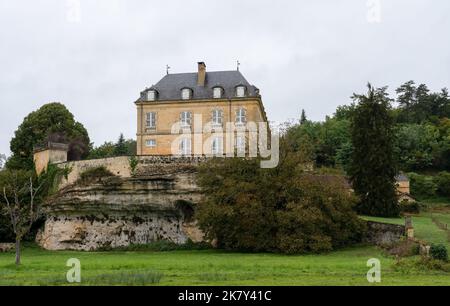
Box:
left=166, top=64, right=171, bottom=75
left=237, top=60, right=240, bottom=71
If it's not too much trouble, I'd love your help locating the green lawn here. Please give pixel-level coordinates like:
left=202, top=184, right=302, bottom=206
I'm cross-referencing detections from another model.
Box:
left=0, top=244, right=449, bottom=286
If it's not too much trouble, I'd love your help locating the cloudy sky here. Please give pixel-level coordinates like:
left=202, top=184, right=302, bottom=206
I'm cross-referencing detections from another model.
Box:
left=1, top=0, right=449, bottom=156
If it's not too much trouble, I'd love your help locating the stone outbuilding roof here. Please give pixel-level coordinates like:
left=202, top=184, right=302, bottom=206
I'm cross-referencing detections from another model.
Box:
left=33, top=142, right=69, bottom=153
left=395, top=173, right=409, bottom=182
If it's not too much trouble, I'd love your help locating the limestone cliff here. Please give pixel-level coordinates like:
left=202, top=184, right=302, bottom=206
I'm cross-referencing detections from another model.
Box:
left=37, top=160, right=205, bottom=251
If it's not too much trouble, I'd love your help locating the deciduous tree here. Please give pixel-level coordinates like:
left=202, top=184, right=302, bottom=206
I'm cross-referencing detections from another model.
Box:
left=1, top=170, right=41, bottom=265
left=7, top=103, right=90, bottom=170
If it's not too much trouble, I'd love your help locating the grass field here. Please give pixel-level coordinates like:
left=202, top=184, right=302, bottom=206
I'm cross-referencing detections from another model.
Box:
left=1, top=209, right=449, bottom=286
left=0, top=244, right=449, bottom=286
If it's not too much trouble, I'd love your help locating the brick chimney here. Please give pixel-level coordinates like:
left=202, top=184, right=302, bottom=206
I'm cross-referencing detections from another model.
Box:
left=197, top=62, right=206, bottom=86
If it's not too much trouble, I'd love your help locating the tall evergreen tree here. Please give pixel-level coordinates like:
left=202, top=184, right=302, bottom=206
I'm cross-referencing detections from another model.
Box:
left=300, top=109, right=307, bottom=125
left=114, top=133, right=128, bottom=156
left=349, top=84, right=399, bottom=217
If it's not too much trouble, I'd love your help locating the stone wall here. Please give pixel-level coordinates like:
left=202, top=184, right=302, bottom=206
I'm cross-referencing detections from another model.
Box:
left=56, top=155, right=209, bottom=189
left=364, top=221, right=406, bottom=245
left=56, top=156, right=132, bottom=189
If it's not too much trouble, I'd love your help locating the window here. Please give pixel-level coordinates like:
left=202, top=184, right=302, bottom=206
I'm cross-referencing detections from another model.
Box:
left=236, top=108, right=246, bottom=124
left=146, top=112, right=156, bottom=128
left=145, top=139, right=156, bottom=148
left=180, top=111, right=192, bottom=127
left=236, top=136, right=245, bottom=154
left=180, top=138, right=191, bottom=155
left=211, top=136, right=223, bottom=155
left=213, top=87, right=223, bottom=99
left=147, top=90, right=156, bottom=101
left=212, top=109, right=223, bottom=125
left=236, top=86, right=246, bottom=97
left=181, top=88, right=192, bottom=100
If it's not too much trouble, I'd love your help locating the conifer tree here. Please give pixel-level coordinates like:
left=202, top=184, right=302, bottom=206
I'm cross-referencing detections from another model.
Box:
left=349, top=84, right=399, bottom=217
left=114, top=133, right=128, bottom=156
left=300, top=109, right=307, bottom=125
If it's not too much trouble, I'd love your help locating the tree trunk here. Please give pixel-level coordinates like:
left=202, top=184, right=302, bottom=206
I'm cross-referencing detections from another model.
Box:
left=15, top=239, right=21, bottom=266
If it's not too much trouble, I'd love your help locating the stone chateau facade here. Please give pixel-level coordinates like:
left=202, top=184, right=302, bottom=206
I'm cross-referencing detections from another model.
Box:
left=135, top=62, right=268, bottom=156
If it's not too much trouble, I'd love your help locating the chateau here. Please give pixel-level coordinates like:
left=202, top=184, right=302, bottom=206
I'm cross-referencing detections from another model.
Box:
left=135, top=62, right=268, bottom=156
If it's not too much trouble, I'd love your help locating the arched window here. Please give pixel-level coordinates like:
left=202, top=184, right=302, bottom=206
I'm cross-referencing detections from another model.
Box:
left=211, top=136, right=223, bottom=155
left=212, top=109, right=223, bottom=125
left=181, top=88, right=192, bottom=100
left=236, top=108, right=247, bottom=124
left=213, top=87, right=223, bottom=99
left=236, top=86, right=246, bottom=97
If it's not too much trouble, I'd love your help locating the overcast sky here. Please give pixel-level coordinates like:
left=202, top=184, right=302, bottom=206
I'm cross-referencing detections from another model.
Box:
left=1, top=0, right=449, bottom=156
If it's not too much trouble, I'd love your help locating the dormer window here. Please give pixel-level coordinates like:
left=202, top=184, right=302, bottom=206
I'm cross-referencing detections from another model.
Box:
left=181, top=88, right=192, bottom=100
left=147, top=90, right=156, bottom=101
left=236, top=86, right=246, bottom=98
left=213, top=87, right=223, bottom=99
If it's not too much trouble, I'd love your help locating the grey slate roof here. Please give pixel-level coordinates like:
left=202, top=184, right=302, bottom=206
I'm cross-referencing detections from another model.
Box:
left=395, top=173, right=409, bottom=182
left=139, top=70, right=260, bottom=101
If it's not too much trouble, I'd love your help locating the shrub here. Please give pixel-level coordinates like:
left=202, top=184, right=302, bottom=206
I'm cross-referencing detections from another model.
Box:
left=0, top=214, right=15, bottom=242
left=129, top=156, right=139, bottom=175
left=393, top=257, right=450, bottom=273
left=385, top=240, right=420, bottom=257
left=430, top=244, right=448, bottom=262
left=409, top=173, right=437, bottom=198
left=78, top=166, right=114, bottom=184
left=434, top=172, right=450, bottom=197
left=420, top=258, right=450, bottom=272
left=399, top=200, right=421, bottom=214
left=196, top=151, right=366, bottom=254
